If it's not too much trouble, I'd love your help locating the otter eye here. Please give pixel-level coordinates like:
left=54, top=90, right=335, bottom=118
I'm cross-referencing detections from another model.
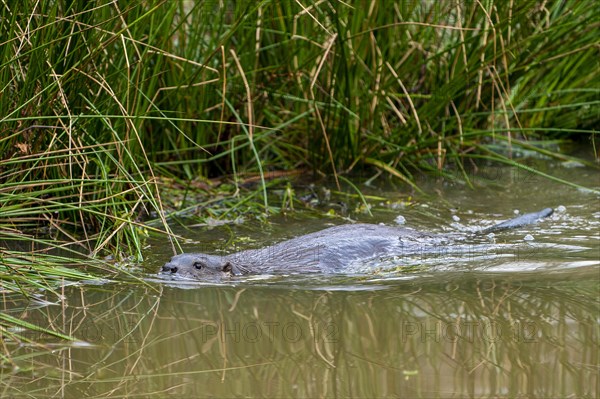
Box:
left=193, top=262, right=204, bottom=270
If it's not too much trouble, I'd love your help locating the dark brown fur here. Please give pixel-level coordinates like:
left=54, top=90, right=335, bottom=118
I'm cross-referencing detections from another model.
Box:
left=161, top=208, right=553, bottom=280
left=162, top=224, right=436, bottom=279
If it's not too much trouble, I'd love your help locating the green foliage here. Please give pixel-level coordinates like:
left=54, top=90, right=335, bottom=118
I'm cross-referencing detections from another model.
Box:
left=0, top=0, right=598, bottom=259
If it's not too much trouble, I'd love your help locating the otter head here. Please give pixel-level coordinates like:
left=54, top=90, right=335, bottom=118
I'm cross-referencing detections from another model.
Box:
left=161, top=253, right=236, bottom=280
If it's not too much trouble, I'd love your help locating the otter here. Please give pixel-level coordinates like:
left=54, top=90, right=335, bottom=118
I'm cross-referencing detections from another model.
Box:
left=161, top=208, right=554, bottom=280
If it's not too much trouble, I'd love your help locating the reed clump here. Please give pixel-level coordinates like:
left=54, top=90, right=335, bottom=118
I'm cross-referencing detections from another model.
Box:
left=1, top=1, right=598, bottom=264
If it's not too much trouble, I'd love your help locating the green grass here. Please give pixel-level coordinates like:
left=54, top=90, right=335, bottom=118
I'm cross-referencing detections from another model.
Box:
left=0, top=1, right=598, bottom=294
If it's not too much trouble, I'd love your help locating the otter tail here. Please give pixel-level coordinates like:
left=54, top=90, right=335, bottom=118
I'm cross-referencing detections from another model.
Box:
left=481, top=208, right=554, bottom=234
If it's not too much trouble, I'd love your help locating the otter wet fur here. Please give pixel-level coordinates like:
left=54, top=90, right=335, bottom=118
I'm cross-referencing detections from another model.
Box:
left=161, top=208, right=554, bottom=280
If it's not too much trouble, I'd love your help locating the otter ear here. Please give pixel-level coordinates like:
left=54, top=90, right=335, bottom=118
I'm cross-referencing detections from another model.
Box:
left=222, top=262, right=233, bottom=274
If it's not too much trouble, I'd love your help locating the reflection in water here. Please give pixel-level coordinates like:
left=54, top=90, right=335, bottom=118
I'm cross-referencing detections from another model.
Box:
left=1, top=269, right=598, bottom=398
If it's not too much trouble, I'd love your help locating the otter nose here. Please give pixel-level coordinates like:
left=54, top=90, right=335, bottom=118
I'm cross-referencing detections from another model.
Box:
left=162, top=263, right=178, bottom=273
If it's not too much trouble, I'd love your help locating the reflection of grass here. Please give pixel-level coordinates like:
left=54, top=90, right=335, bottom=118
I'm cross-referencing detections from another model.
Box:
left=0, top=242, right=151, bottom=353
left=0, top=250, right=104, bottom=295
left=0, top=246, right=106, bottom=354
left=2, top=274, right=597, bottom=397
left=0, top=312, right=74, bottom=342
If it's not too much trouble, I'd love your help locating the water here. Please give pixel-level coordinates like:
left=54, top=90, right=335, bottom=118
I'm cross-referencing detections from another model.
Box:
left=1, top=161, right=599, bottom=398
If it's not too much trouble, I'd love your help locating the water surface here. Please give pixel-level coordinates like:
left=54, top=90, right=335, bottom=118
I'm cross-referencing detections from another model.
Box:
left=2, top=161, right=598, bottom=398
